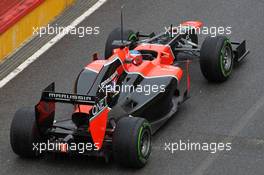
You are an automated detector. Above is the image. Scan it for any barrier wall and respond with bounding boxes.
[0,0,75,61]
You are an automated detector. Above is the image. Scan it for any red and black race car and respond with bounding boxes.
[10,20,249,168]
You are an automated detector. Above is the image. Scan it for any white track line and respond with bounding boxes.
[0,0,108,89]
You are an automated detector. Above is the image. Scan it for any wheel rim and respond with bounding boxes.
[222,45,232,71]
[139,129,151,158]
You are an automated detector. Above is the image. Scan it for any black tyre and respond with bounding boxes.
[10,107,42,158]
[105,28,137,59]
[113,117,151,168]
[200,36,233,82]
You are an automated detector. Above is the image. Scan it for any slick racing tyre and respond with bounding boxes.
[105,28,137,59]
[10,107,42,158]
[113,117,152,168]
[200,36,234,82]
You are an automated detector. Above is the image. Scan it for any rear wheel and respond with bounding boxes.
[113,117,151,168]
[10,107,42,158]
[105,28,137,59]
[200,36,233,82]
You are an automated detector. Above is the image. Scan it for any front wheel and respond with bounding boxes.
[113,117,152,168]
[200,36,234,82]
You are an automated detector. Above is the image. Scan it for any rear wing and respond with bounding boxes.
[41,82,97,105]
[35,83,97,133]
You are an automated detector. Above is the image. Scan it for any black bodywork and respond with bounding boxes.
[63,56,179,133]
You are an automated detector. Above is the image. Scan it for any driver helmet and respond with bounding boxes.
[129,50,143,65]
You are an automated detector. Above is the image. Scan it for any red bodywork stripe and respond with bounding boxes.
[85,60,106,72]
[186,60,191,92]
[89,108,110,149]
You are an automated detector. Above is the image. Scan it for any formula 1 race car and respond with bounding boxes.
[10,20,249,168]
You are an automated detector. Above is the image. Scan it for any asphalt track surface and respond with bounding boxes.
[0,0,264,174]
